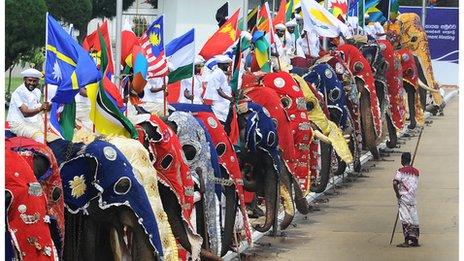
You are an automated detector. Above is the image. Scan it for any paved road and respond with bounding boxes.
[242,97,459,261]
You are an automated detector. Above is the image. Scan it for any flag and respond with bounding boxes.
[366,0,390,23]
[216,2,229,27]
[230,38,242,95]
[166,29,195,84]
[45,14,101,140]
[286,0,295,22]
[358,0,365,26]
[327,0,349,20]
[88,28,138,139]
[252,31,271,72]
[301,0,350,38]
[390,0,399,19]
[121,20,140,67]
[82,20,114,75]
[199,9,240,61]
[273,0,287,26]
[140,15,169,78]
[257,3,275,45]
[45,14,100,104]
[238,6,258,32]
[348,0,360,16]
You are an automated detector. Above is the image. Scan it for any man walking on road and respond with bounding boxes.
[393,152,421,247]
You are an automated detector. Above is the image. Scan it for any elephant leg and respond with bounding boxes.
[279,168,295,230]
[419,87,427,112]
[360,91,380,159]
[221,184,237,256]
[253,153,278,233]
[310,141,333,193]
[385,114,398,148]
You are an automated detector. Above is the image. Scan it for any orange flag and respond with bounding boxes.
[273,0,287,26]
[82,20,114,74]
[199,9,240,61]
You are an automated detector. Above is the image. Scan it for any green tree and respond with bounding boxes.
[45,0,92,41]
[5,0,47,70]
[91,0,136,19]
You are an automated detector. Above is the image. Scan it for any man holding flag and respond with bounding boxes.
[7,69,51,143]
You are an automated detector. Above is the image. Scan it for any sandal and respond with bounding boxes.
[396,242,410,248]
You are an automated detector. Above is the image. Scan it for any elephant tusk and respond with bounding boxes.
[418,78,439,93]
[314,130,331,144]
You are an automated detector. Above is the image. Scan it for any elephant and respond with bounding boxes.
[6,137,65,257]
[301,62,355,175]
[166,111,228,257]
[240,72,310,212]
[171,104,253,254]
[46,137,164,260]
[235,101,297,231]
[337,44,383,160]
[133,114,209,260]
[5,148,60,260]
[394,13,444,109]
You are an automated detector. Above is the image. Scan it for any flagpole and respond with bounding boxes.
[242,0,248,32]
[44,12,49,143]
[191,28,196,104]
[421,0,426,27]
[162,15,167,115]
[114,0,123,89]
[323,0,328,51]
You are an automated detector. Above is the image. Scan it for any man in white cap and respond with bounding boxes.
[7,68,50,142]
[140,76,167,114]
[297,29,321,58]
[203,54,233,124]
[272,23,292,71]
[285,19,305,58]
[178,55,206,104]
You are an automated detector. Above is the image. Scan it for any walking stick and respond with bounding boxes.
[389,126,424,244]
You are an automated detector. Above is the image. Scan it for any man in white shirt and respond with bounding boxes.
[140,77,167,114]
[7,68,50,143]
[285,19,305,58]
[178,55,205,104]
[203,55,233,123]
[298,30,321,58]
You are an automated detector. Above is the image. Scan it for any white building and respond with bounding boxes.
[87,0,274,53]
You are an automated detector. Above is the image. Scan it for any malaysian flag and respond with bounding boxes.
[140,15,169,78]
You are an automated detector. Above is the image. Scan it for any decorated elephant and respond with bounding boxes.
[376,39,407,147]
[5,148,60,260]
[300,62,355,175]
[392,13,444,109]
[337,44,382,159]
[171,104,253,254]
[46,137,164,260]
[240,73,310,215]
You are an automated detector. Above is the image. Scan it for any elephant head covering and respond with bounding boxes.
[337,44,382,137]
[396,13,443,106]
[138,114,195,222]
[59,139,164,257]
[5,149,59,261]
[168,111,222,256]
[172,103,253,245]
[293,74,353,165]
[106,136,180,261]
[6,137,65,255]
[378,39,406,130]
[304,63,349,128]
[261,72,314,193]
[241,72,296,166]
[238,102,281,172]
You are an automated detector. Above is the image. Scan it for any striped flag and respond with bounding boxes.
[140,15,169,78]
[166,29,195,84]
[257,2,275,45]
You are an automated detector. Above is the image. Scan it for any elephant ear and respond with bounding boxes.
[60,155,99,213]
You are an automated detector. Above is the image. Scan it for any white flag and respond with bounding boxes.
[301,0,351,38]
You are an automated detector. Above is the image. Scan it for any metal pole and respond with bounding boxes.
[323,0,328,51]
[421,0,427,27]
[242,0,248,31]
[114,0,123,87]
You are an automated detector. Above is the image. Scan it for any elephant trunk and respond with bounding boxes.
[404,82,417,129]
[385,114,398,148]
[290,173,309,215]
[221,183,237,256]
